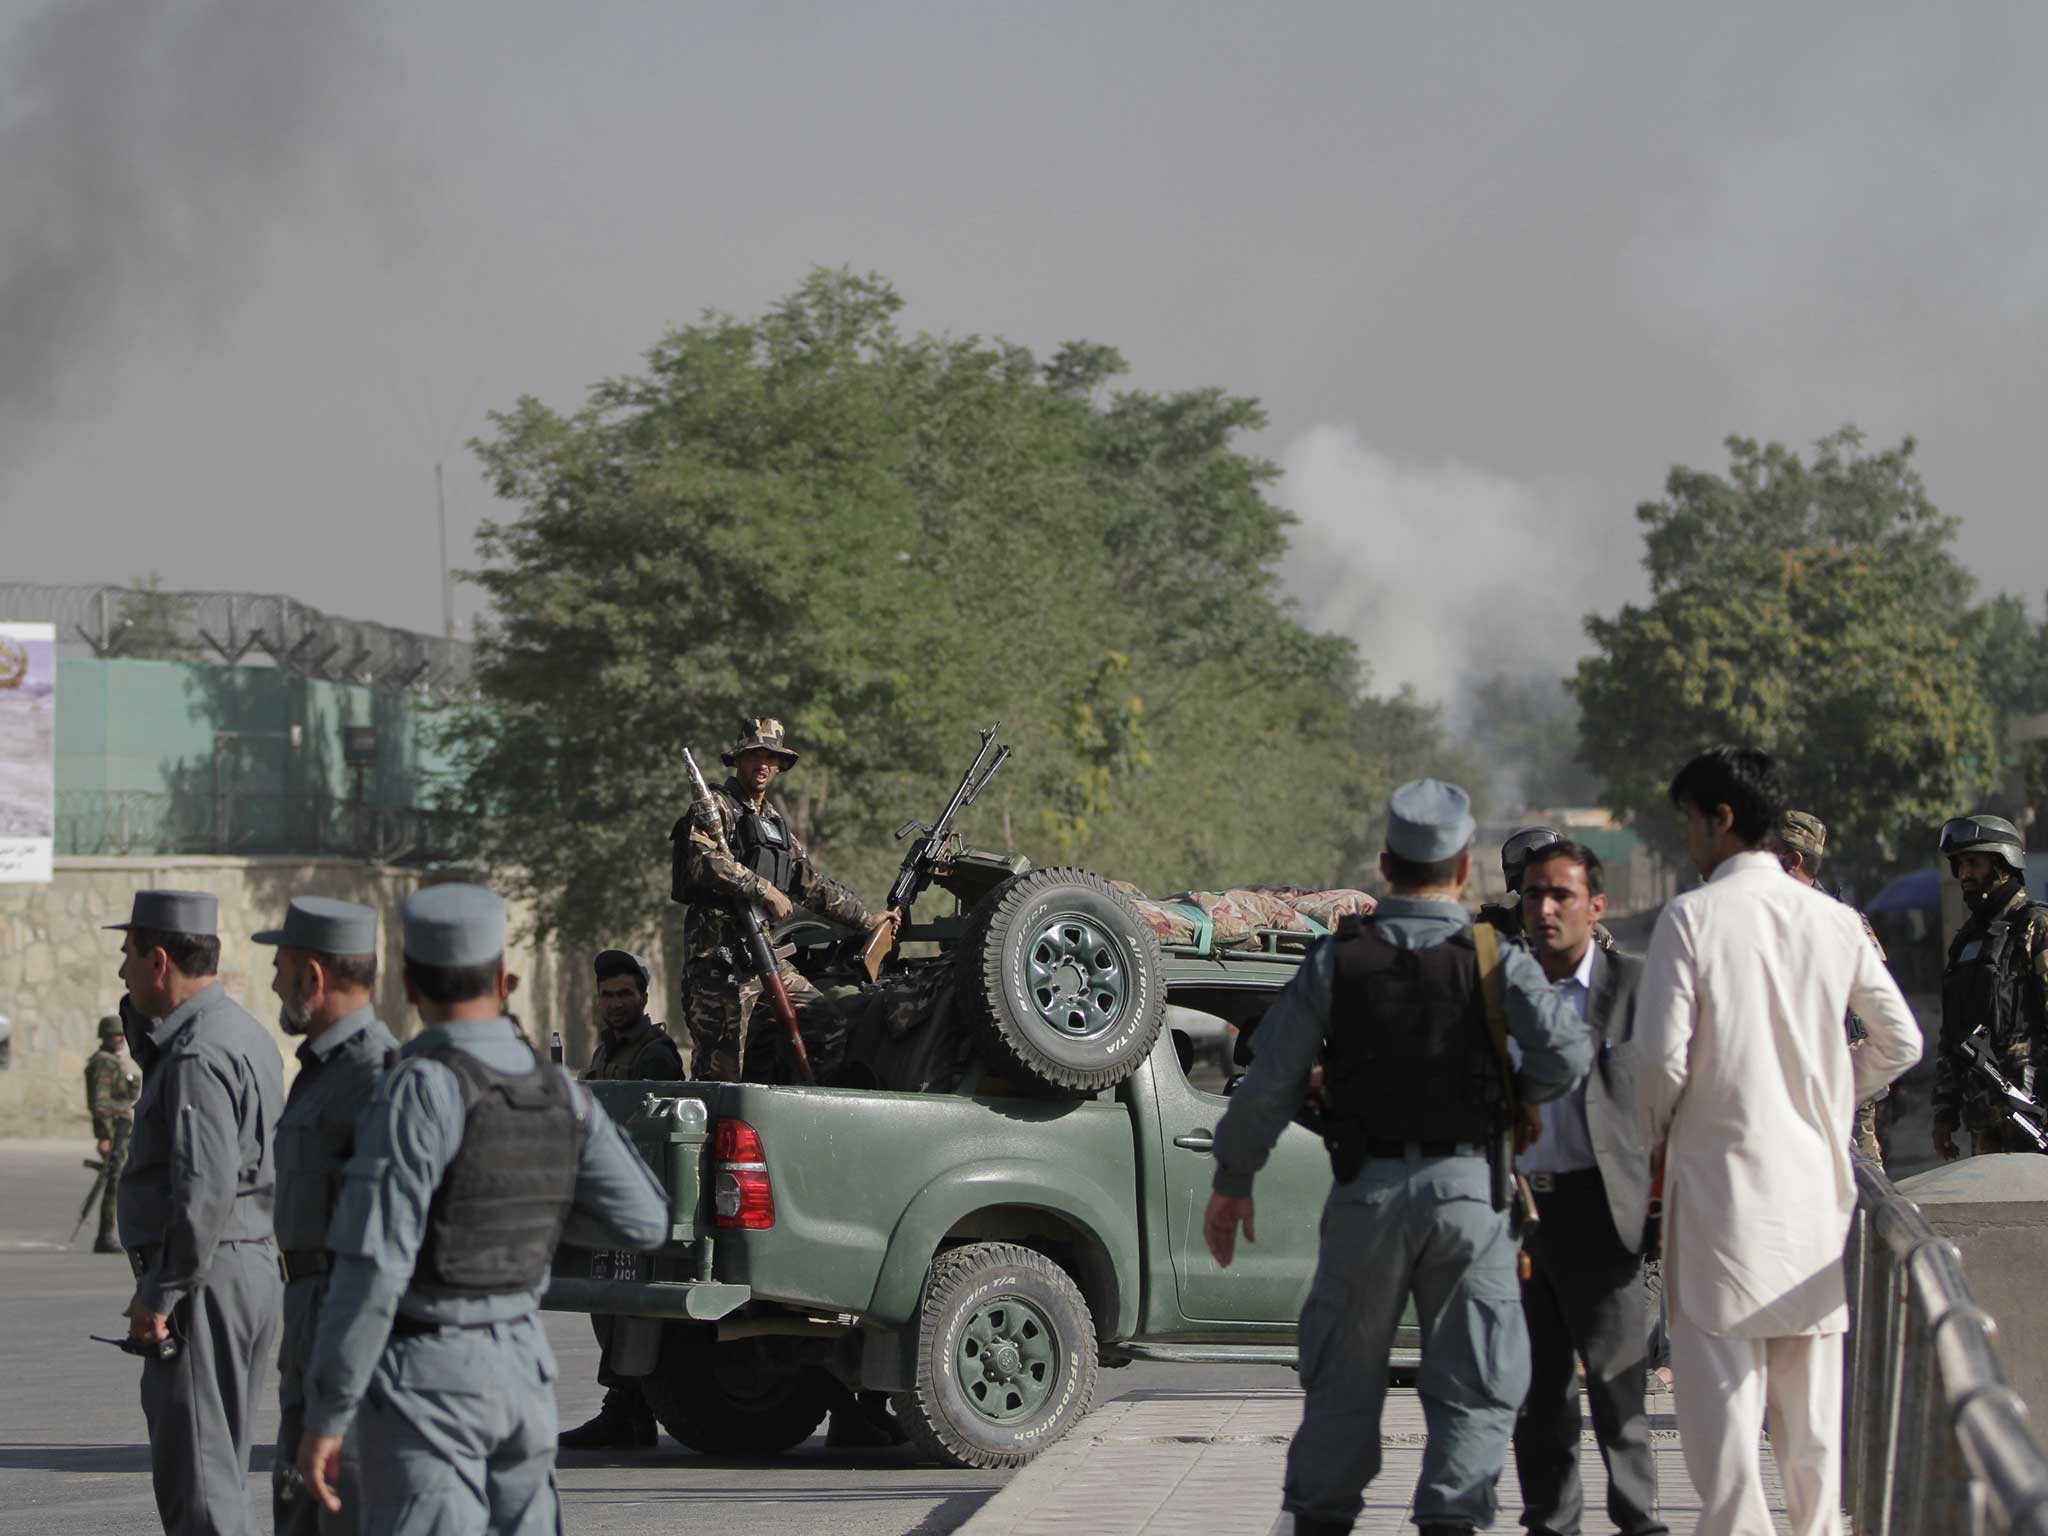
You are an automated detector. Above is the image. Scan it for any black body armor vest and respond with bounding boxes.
[1321,917,1504,1161]
[1944,896,2047,1087]
[412,1047,588,1298]
[734,809,796,894]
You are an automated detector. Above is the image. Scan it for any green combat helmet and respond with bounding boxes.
[1938,814,2025,875]
[1500,826,1565,894]
[97,1015,123,1043]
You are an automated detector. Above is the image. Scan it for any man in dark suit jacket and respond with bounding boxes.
[1512,841,1666,1536]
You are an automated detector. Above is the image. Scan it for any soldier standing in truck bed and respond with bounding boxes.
[670,717,896,1083]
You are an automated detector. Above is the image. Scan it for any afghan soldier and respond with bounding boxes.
[1474,825,1562,938]
[1767,811,1892,1164]
[1205,781,1591,1536]
[252,897,396,1536]
[1933,814,2048,1161]
[84,1013,141,1253]
[113,889,285,1536]
[670,717,896,1082]
[560,948,683,1453]
[295,884,668,1533]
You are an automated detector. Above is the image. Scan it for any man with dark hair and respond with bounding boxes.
[1639,748,1920,1536]
[84,1013,141,1253]
[1205,780,1590,1536]
[671,717,896,1082]
[559,947,684,1453]
[295,883,668,1533]
[252,896,396,1536]
[1510,841,1665,1536]
[112,888,285,1536]
[1767,811,1891,1165]
[1474,825,1562,938]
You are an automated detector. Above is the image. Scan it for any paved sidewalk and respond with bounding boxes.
[959,1382,1793,1535]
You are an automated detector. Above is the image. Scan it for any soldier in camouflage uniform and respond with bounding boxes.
[1933,814,2048,1160]
[669,718,897,1083]
[1767,811,1892,1164]
[84,1014,141,1253]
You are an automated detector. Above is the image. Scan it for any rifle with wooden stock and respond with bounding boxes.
[681,747,814,1084]
[858,720,1012,981]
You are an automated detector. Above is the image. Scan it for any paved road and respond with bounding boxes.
[0,1140,1296,1536]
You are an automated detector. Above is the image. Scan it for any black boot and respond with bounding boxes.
[1290,1518,1353,1536]
[630,1388,659,1448]
[825,1390,905,1448]
[93,1230,123,1254]
[559,1388,649,1450]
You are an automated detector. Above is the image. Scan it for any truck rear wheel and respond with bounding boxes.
[960,867,1165,1094]
[639,1323,835,1456]
[894,1241,1099,1469]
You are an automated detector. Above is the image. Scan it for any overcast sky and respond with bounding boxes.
[3,0,2043,705]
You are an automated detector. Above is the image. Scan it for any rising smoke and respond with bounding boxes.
[0,0,428,443]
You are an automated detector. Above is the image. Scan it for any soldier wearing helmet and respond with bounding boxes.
[1933,814,2048,1161]
[83,1013,141,1253]
[669,717,898,1083]
[1479,826,1615,953]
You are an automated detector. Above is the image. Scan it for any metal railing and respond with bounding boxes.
[0,582,472,698]
[1844,1156,2048,1533]
[56,789,469,866]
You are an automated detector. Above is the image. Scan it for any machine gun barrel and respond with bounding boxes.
[681,748,813,1085]
[865,722,1011,979]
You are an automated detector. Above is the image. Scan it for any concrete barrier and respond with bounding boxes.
[1896,1154,2048,1416]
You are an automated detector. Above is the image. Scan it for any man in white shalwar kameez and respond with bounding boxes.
[1636,747,1921,1536]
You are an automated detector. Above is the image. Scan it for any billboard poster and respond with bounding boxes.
[0,622,56,883]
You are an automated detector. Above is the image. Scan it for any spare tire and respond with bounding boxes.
[958,867,1165,1093]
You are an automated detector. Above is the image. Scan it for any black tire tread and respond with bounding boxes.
[639,1323,835,1457]
[893,1241,1099,1470]
[958,866,1165,1093]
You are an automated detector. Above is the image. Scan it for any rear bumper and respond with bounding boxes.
[541,1277,752,1321]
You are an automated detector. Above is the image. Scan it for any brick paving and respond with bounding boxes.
[959,1382,1793,1535]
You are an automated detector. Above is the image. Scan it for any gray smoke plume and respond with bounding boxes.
[0,0,428,438]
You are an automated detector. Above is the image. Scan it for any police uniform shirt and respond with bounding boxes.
[1211,895,1592,1197]
[118,981,286,1312]
[275,1004,399,1261]
[300,1016,669,1439]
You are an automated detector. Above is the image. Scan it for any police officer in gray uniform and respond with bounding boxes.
[113,888,286,1536]
[1205,782,1592,1536]
[295,883,669,1534]
[253,897,398,1536]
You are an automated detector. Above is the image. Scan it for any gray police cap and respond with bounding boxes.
[1385,779,1477,863]
[252,896,378,956]
[400,883,506,969]
[104,889,218,937]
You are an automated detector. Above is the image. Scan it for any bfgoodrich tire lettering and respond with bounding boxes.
[960,867,1165,1094]
[894,1241,1099,1469]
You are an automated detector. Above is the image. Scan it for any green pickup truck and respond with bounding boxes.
[545,864,1414,1468]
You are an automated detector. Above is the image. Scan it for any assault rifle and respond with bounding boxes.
[67,1157,109,1247]
[1959,1026,2048,1153]
[858,720,1012,981]
[681,747,814,1085]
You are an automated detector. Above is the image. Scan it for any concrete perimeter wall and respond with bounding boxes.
[0,856,658,1137]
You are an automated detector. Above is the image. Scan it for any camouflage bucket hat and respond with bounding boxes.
[721,716,800,768]
[1777,810,1827,861]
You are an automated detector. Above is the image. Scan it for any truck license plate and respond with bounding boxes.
[589,1250,646,1282]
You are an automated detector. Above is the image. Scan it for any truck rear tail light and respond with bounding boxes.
[713,1118,775,1229]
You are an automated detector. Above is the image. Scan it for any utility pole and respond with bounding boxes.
[436,459,453,641]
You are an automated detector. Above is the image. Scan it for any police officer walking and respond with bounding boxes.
[670,718,896,1082]
[559,948,684,1452]
[1933,814,2048,1160]
[295,884,668,1533]
[252,897,397,1536]
[1205,781,1591,1536]
[113,889,285,1536]
[84,1012,141,1253]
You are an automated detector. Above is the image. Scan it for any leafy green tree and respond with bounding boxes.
[1460,672,1601,813]
[444,270,1467,946]
[1572,430,1999,891]
[1962,592,2048,812]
